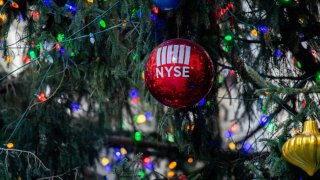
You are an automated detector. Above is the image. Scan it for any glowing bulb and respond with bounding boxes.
[32,11,40,21]
[0,0,3,6]
[71,102,80,111]
[266,122,276,132]
[167,171,175,178]
[224,131,233,138]
[99,19,106,28]
[136,114,146,124]
[251,29,258,37]
[168,161,177,169]
[243,143,253,152]
[65,3,76,13]
[101,157,110,166]
[23,56,30,63]
[316,71,320,84]
[57,34,64,42]
[37,92,47,102]
[187,157,193,163]
[229,142,236,151]
[55,44,61,51]
[29,50,36,59]
[258,25,268,34]
[152,6,159,14]
[129,89,138,99]
[11,2,19,8]
[141,71,145,79]
[0,13,7,24]
[5,56,12,63]
[120,147,127,155]
[6,142,14,149]
[138,171,146,178]
[230,124,238,133]
[260,115,269,126]
[198,98,205,106]
[224,34,233,41]
[134,131,142,142]
[87,0,93,3]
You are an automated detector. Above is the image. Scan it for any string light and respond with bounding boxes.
[37,92,47,102]
[251,29,258,37]
[168,133,174,143]
[89,33,95,44]
[138,171,146,178]
[23,56,30,63]
[0,0,3,6]
[258,25,268,34]
[243,143,253,152]
[101,157,110,166]
[87,0,93,3]
[5,56,12,63]
[65,3,77,13]
[266,122,276,132]
[57,34,65,42]
[32,11,40,21]
[120,147,127,155]
[152,6,159,14]
[143,157,154,170]
[135,114,146,124]
[11,2,19,8]
[141,70,145,79]
[224,34,233,41]
[167,171,175,178]
[55,44,61,51]
[43,0,51,6]
[230,124,238,133]
[6,142,14,149]
[100,19,107,28]
[315,71,320,83]
[134,131,142,142]
[229,142,236,151]
[260,115,269,126]
[275,49,282,59]
[187,157,193,163]
[144,112,152,120]
[224,131,233,138]
[198,98,206,106]
[71,102,80,111]
[168,161,177,169]
[29,50,36,59]
[0,13,7,25]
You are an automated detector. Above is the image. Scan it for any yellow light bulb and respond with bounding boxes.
[0,0,3,6]
[136,114,146,124]
[87,0,93,3]
[101,157,110,166]
[229,142,236,151]
[7,142,14,149]
[120,147,127,155]
[251,29,258,37]
[168,161,177,169]
[5,56,12,63]
[167,171,175,178]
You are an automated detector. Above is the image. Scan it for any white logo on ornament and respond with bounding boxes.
[155,45,191,78]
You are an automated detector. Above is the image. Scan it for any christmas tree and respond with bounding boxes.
[1,0,320,179]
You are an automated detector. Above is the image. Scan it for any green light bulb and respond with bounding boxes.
[100,19,106,28]
[138,171,146,178]
[29,50,36,59]
[316,71,320,84]
[297,61,302,69]
[134,131,142,142]
[224,35,233,41]
[266,123,276,133]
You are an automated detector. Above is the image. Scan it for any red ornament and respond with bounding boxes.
[145,39,214,108]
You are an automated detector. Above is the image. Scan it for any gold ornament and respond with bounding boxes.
[282,118,320,176]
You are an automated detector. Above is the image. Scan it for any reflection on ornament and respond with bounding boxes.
[282,118,320,176]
